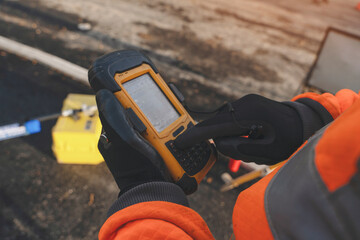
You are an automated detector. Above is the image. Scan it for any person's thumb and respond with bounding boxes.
[175,119,250,149]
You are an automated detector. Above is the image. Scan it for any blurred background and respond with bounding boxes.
[1,0,359,239]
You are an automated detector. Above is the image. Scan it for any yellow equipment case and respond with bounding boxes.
[52,94,103,164]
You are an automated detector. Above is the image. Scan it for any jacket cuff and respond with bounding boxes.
[107,182,189,218]
[283,99,332,141]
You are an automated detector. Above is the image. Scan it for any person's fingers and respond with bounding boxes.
[214,136,273,164]
[96,89,150,150]
[96,89,172,181]
[214,135,251,158]
[96,89,131,142]
[214,123,278,164]
[175,119,253,149]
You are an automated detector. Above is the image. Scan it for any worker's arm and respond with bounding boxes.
[96,89,213,240]
[176,89,359,165]
[99,200,213,240]
[232,92,360,239]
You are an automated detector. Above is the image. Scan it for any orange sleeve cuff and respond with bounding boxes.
[292,89,359,119]
[99,201,214,240]
[335,89,360,113]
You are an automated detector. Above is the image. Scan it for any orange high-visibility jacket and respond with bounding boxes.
[99,89,360,240]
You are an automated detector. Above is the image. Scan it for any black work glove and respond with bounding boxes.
[96,89,171,195]
[175,94,333,165]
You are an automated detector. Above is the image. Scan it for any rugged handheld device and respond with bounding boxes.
[88,50,217,194]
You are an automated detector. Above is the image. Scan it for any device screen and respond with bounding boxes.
[123,73,180,132]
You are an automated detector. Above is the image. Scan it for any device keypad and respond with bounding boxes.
[166,140,212,176]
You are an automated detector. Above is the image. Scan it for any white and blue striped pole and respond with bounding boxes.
[0,105,97,141]
[0,120,41,141]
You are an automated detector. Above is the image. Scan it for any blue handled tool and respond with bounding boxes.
[0,105,97,141]
[0,120,41,141]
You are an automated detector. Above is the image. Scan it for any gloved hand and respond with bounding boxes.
[175,94,333,165]
[96,89,171,195]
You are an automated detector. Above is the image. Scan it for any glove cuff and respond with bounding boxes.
[283,98,333,141]
[107,181,189,218]
[295,98,334,125]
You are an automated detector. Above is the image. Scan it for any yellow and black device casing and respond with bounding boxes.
[88,50,217,194]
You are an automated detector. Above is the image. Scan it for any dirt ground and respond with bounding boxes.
[0,0,359,239]
[0,52,248,239]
